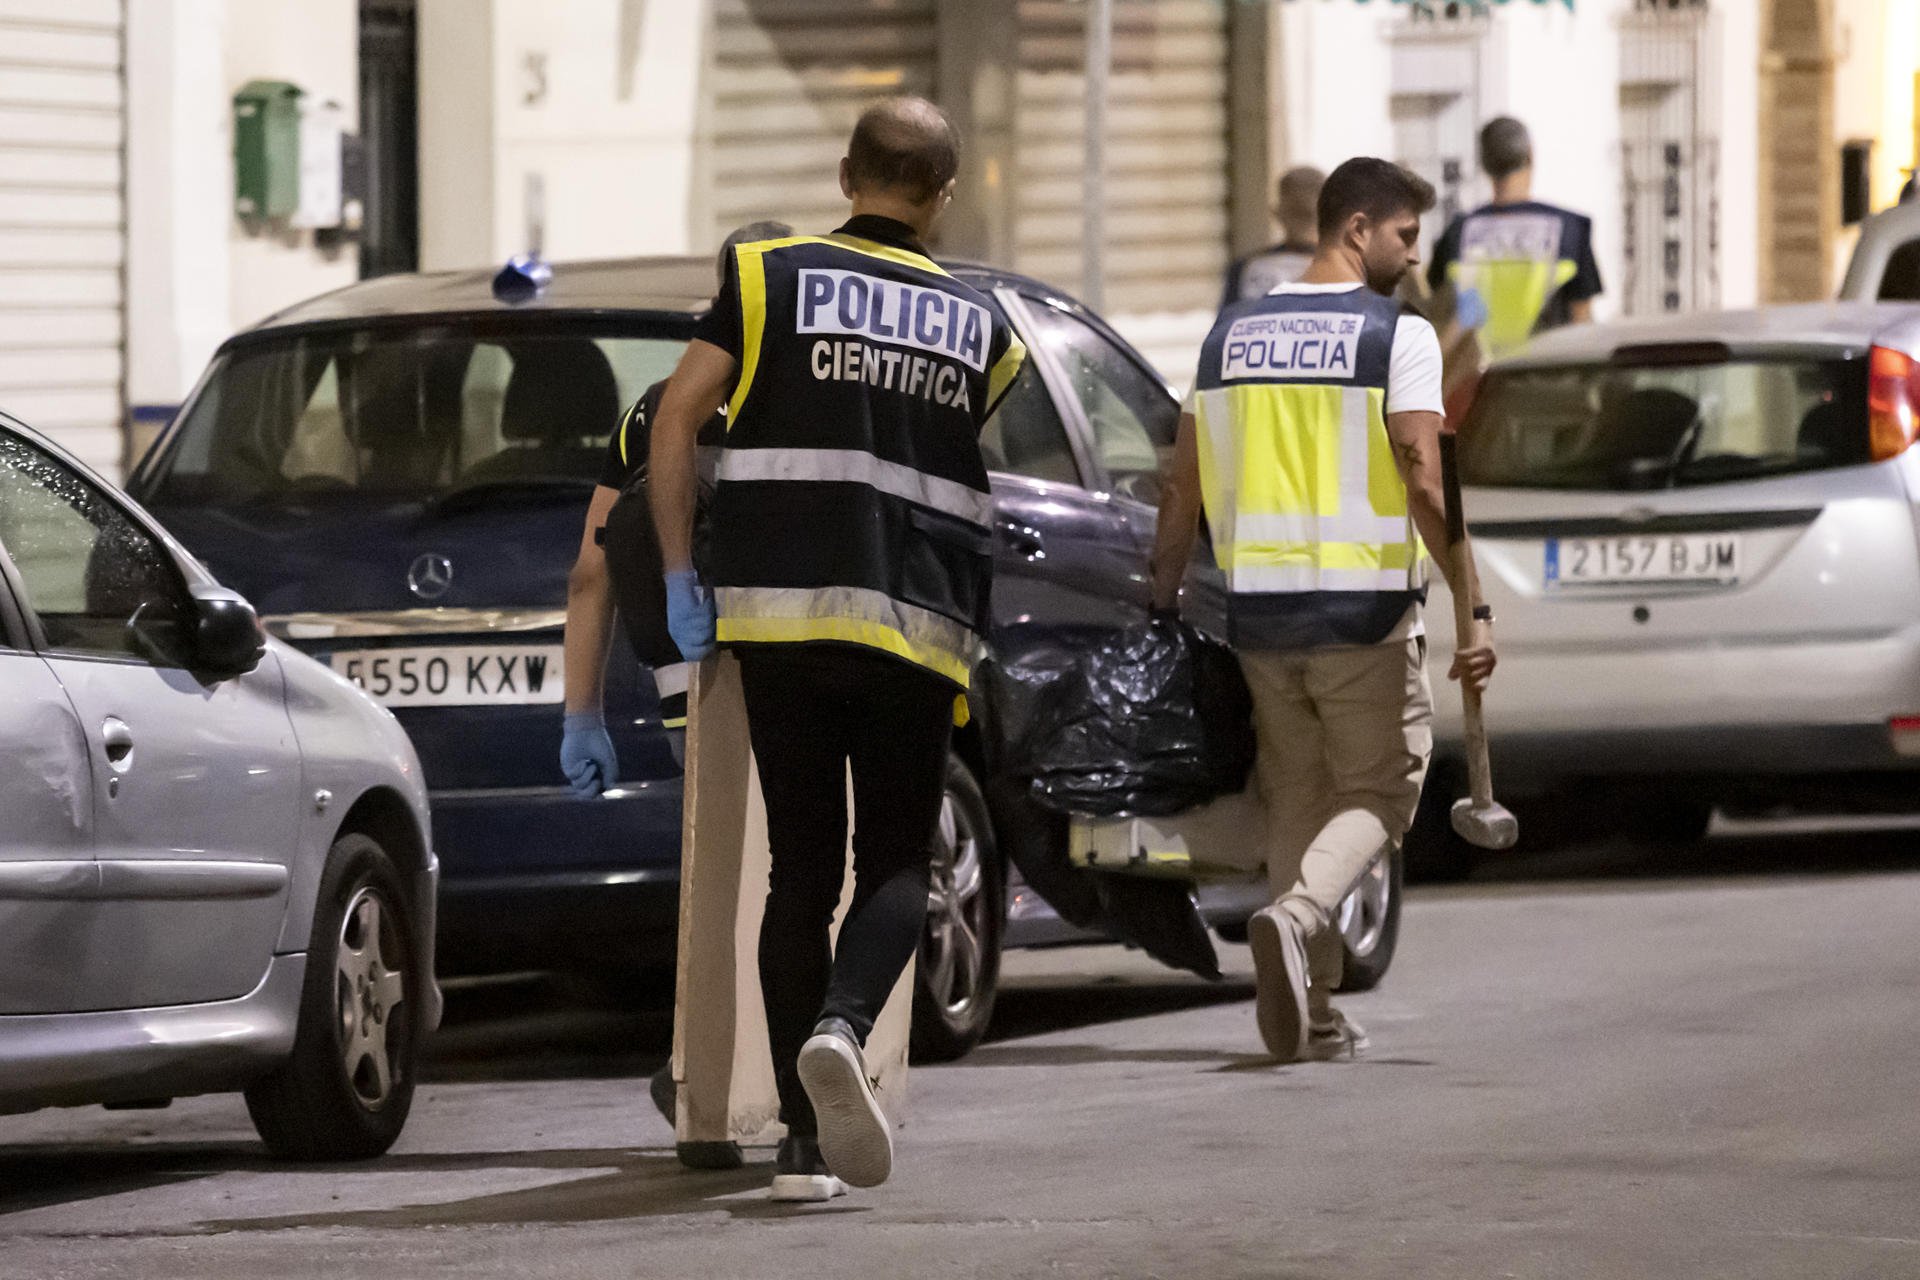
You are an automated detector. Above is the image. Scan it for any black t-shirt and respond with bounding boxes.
[598,378,724,491]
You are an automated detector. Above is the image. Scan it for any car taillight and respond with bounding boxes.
[1889,715,1920,756]
[1867,345,1920,461]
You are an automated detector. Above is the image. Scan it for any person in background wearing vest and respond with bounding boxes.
[1427,117,1603,361]
[558,219,792,797]
[1222,165,1326,306]
[1149,158,1498,1063]
[648,97,1025,1201]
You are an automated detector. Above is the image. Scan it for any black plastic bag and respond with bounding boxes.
[1020,617,1255,817]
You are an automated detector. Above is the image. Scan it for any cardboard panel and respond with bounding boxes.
[672,652,914,1148]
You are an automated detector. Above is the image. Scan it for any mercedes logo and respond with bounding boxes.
[407,552,454,601]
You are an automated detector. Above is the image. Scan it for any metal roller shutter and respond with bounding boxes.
[0,0,124,477]
[705,0,938,247]
[1012,0,1230,317]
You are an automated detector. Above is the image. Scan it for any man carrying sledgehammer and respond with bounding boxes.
[1149,157,1502,1062]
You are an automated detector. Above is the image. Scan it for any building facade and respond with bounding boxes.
[7,0,1919,474]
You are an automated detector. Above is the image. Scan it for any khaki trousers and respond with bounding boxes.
[1237,639,1433,1002]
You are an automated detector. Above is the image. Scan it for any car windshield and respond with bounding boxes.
[1457,355,1870,491]
[143,323,688,505]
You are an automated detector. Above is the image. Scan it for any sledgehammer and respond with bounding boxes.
[1439,432,1518,851]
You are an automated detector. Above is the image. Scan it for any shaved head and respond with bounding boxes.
[845,96,960,204]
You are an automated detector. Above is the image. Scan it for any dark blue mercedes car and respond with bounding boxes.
[129,255,1401,1060]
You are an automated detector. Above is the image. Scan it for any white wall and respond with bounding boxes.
[419,0,706,271]
[125,0,357,425]
[1713,0,1761,310]
[1491,0,1621,318]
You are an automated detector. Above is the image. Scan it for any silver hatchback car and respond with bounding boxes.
[1416,303,1920,872]
[0,416,440,1159]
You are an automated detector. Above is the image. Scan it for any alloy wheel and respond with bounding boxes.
[335,885,407,1109]
[921,788,989,1019]
[1336,855,1392,959]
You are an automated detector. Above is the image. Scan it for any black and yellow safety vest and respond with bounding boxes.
[1192,285,1424,649]
[707,223,1026,690]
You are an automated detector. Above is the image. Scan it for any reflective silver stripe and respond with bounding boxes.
[1338,385,1374,528]
[1229,563,1418,593]
[715,584,981,666]
[651,661,690,699]
[717,447,992,527]
[1234,511,1414,546]
[1195,388,1237,547]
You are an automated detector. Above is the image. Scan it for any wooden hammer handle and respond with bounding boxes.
[1439,433,1495,810]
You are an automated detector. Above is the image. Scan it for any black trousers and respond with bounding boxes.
[736,645,954,1137]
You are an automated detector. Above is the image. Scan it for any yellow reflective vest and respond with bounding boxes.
[1190,286,1425,648]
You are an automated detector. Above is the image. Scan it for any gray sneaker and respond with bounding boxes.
[797,1017,893,1188]
[1304,1008,1370,1062]
[1247,905,1310,1062]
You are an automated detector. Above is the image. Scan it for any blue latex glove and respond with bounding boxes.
[665,569,716,661]
[560,711,618,798]
[1455,285,1490,331]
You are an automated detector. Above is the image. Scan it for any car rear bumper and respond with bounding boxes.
[1431,628,1920,794]
[429,783,683,975]
[0,954,304,1115]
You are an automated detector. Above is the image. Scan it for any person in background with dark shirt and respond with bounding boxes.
[1427,117,1602,360]
[558,220,792,798]
[1221,165,1325,305]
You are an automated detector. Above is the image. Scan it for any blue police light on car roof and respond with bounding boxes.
[492,254,552,304]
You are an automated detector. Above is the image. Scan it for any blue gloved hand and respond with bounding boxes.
[1455,285,1490,331]
[560,711,618,798]
[665,568,717,661]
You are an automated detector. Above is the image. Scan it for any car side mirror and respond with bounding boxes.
[189,585,266,678]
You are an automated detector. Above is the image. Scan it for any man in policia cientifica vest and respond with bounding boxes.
[647,96,1024,1202]
[1150,157,1499,1064]
[1428,116,1603,361]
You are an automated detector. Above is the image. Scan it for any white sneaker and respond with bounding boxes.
[769,1135,846,1202]
[1248,906,1310,1062]
[797,1018,893,1188]
[1305,1008,1370,1062]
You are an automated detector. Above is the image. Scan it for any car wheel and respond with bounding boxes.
[910,756,1003,1064]
[1334,847,1402,992]
[1403,764,1477,883]
[245,833,420,1161]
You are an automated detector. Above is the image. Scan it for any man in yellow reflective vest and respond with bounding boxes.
[649,97,1024,1199]
[1428,117,1602,361]
[1150,157,1498,1063]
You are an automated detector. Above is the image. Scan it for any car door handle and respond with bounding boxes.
[101,717,134,771]
[995,521,1046,561]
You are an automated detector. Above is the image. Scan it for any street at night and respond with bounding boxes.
[4,822,1916,1280]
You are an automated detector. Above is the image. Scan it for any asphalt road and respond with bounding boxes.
[3,822,1918,1279]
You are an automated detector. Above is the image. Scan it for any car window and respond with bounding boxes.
[1879,240,1920,302]
[980,359,1081,486]
[1020,302,1177,502]
[143,327,687,504]
[1458,357,1869,491]
[0,431,190,663]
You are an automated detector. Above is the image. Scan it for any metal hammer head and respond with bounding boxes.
[1451,797,1519,850]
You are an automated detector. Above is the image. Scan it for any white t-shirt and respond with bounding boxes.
[1183,281,1444,644]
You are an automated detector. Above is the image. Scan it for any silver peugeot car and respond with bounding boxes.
[0,414,440,1160]
[1416,303,1920,874]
